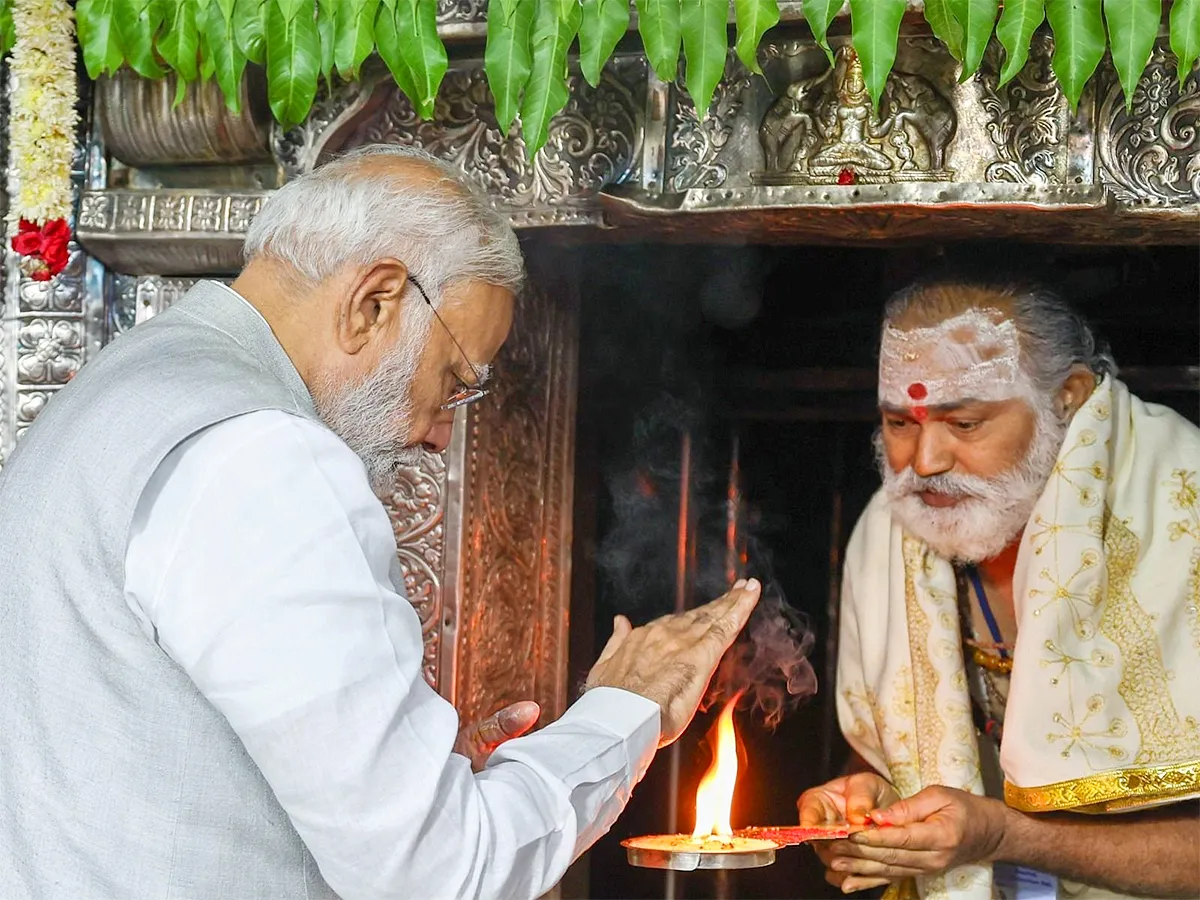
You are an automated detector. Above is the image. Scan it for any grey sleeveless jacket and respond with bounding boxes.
[0,281,340,898]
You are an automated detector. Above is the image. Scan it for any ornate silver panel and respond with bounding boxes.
[977,35,1067,186]
[601,30,1196,242]
[382,448,452,690]
[74,29,1197,277]
[271,73,385,180]
[77,189,263,274]
[1096,42,1200,205]
[343,55,646,228]
[668,55,755,192]
[450,248,579,724]
[664,35,1054,193]
[112,273,203,327]
[1,77,104,466]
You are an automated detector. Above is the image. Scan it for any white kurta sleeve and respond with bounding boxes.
[124,410,660,900]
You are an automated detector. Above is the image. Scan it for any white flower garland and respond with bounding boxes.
[5,0,78,236]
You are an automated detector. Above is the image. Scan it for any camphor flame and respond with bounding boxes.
[691,695,741,840]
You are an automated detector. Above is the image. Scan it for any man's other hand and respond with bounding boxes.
[454,700,542,772]
[584,579,761,747]
[797,772,900,893]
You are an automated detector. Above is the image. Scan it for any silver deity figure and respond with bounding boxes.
[809,48,893,172]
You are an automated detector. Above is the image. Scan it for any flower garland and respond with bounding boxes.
[5,0,78,282]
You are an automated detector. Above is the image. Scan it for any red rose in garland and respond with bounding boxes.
[11,217,72,280]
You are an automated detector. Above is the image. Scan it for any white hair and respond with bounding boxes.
[243,144,525,306]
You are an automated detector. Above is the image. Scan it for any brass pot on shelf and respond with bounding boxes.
[98,67,273,168]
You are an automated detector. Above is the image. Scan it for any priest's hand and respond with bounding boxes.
[821,786,1008,891]
[798,772,900,893]
[584,578,761,747]
[454,700,542,772]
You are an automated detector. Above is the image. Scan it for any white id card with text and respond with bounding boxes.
[994,862,1059,900]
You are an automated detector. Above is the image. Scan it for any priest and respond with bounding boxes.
[800,280,1200,900]
[0,144,761,900]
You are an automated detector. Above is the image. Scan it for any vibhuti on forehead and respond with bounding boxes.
[878,308,1026,421]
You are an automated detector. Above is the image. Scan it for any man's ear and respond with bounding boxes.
[1058,364,1097,419]
[335,259,410,355]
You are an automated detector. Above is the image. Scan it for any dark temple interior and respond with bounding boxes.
[563,241,1199,899]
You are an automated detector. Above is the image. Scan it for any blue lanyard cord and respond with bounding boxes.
[966,566,1009,659]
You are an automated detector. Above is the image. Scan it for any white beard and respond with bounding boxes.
[874,401,1068,563]
[312,323,427,495]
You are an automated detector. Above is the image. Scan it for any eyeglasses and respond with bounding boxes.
[408,275,491,411]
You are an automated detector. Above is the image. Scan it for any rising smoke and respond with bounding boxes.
[585,244,818,731]
[591,391,818,730]
[701,580,817,729]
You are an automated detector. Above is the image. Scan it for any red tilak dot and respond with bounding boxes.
[907,382,928,401]
[912,406,929,423]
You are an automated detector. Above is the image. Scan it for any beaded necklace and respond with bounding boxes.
[954,566,1013,743]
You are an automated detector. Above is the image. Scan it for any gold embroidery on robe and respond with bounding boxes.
[1100,510,1200,766]
[903,537,945,787]
[1004,759,1200,812]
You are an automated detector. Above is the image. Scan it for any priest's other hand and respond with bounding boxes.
[805,784,1007,892]
[583,578,761,748]
[830,786,1006,884]
[454,700,542,772]
[797,772,900,893]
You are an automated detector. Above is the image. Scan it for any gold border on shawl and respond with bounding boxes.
[901,537,944,786]
[1004,760,1200,813]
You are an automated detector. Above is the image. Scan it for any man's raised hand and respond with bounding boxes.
[584,579,761,747]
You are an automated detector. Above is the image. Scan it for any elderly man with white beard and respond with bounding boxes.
[798,281,1200,900]
[0,145,764,900]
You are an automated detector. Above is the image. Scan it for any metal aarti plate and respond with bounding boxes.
[622,834,778,871]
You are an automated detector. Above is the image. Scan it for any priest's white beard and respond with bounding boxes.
[874,400,1068,563]
[313,324,427,495]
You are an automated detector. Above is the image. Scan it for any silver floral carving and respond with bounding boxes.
[1096,44,1200,204]
[17,317,84,384]
[78,192,114,230]
[152,194,189,231]
[18,255,86,314]
[668,54,754,192]
[454,256,577,724]
[346,58,644,227]
[14,389,51,440]
[383,452,449,689]
[272,76,384,179]
[79,191,267,235]
[978,35,1066,185]
[2,72,94,464]
[116,193,152,231]
[76,190,266,274]
[227,195,264,231]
